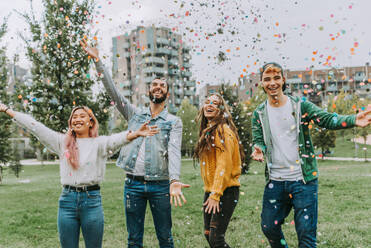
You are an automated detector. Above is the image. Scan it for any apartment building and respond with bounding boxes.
[112,25,197,114]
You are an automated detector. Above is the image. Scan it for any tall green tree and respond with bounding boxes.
[0,19,12,183]
[328,90,356,140]
[17,0,111,159]
[312,127,336,158]
[9,147,23,178]
[177,99,198,157]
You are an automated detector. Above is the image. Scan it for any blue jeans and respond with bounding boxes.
[124,177,173,248]
[58,188,104,248]
[261,179,318,248]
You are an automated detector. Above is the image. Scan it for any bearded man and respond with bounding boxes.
[82,42,189,248]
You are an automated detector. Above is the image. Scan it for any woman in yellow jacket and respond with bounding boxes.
[194,93,245,248]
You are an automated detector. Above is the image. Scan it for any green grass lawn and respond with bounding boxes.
[1,160,370,247]
[319,134,371,158]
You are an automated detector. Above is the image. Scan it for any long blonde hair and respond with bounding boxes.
[64,106,99,169]
[193,93,245,162]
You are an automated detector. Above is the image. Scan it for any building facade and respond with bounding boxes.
[241,63,371,105]
[112,25,197,113]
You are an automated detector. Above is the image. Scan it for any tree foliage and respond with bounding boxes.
[312,127,336,157]
[16,0,111,159]
[0,18,12,183]
[177,99,198,157]
[219,84,261,173]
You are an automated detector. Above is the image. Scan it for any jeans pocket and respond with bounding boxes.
[87,190,101,199]
[125,177,133,186]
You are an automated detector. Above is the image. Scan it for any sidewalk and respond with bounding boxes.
[19,157,369,166]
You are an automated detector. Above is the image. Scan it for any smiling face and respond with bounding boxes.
[203,95,221,121]
[149,79,169,104]
[261,66,285,98]
[70,108,92,137]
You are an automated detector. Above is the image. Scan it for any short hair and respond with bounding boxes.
[260,62,286,91]
[150,77,169,92]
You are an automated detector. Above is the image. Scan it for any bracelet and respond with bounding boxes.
[4,107,9,113]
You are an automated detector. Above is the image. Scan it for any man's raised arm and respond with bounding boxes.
[80,40,136,121]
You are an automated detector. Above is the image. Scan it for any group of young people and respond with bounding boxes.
[1,42,371,248]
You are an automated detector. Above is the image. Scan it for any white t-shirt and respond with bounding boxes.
[132,141,146,176]
[267,99,303,181]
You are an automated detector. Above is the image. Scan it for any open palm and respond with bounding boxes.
[137,122,158,137]
[80,39,99,60]
[355,105,371,127]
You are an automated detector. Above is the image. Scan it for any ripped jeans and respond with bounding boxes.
[124,177,173,248]
[203,186,239,248]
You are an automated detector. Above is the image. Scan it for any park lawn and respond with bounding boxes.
[329,135,371,159]
[0,160,370,248]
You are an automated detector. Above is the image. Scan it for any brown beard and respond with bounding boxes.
[149,90,167,103]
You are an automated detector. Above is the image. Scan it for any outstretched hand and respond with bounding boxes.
[136,121,159,137]
[0,103,15,118]
[80,39,99,60]
[0,103,7,112]
[127,121,159,141]
[251,146,264,162]
[170,181,190,207]
[355,104,371,127]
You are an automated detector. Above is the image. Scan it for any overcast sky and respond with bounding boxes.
[0,0,370,88]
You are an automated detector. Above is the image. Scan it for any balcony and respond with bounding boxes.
[175,98,182,105]
[141,57,165,64]
[354,73,366,81]
[183,62,191,68]
[185,81,195,87]
[168,58,179,66]
[123,43,130,49]
[171,50,178,57]
[286,78,302,84]
[143,49,154,55]
[326,85,338,92]
[182,71,192,77]
[156,37,170,45]
[342,85,350,91]
[142,67,166,74]
[123,52,130,58]
[157,47,171,55]
[184,89,194,96]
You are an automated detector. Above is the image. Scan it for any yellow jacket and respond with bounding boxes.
[200,124,241,201]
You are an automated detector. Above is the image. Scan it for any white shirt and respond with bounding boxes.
[267,99,303,181]
[14,112,130,186]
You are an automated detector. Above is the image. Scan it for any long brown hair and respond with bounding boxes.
[64,106,99,169]
[193,93,245,163]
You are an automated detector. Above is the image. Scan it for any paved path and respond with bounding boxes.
[353,134,371,145]
[18,156,369,166]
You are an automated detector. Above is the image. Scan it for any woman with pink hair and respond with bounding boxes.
[0,103,158,248]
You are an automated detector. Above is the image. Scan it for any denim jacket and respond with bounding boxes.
[95,61,182,181]
[252,95,356,183]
